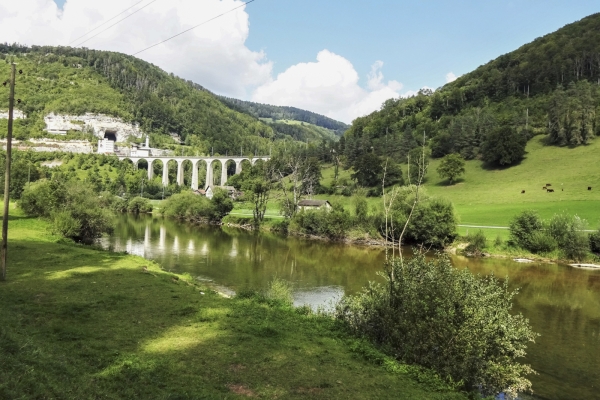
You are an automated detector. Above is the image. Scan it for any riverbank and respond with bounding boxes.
[222,213,600,266]
[0,208,466,399]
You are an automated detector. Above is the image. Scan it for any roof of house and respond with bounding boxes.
[298,199,330,207]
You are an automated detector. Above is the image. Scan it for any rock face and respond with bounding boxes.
[43,113,144,142]
[0,110,25,119]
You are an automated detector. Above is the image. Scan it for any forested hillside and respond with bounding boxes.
[220,97,348,142]
[219,97,349,132]
[0,44,322,155]
[341,13,600,171]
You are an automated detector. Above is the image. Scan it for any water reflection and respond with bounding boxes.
[100,214,600,400]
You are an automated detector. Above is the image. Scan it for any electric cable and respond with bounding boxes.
[132,0,255,56]
[73,0,160,47]
[68,0,148,45]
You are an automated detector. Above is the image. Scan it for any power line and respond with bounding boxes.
[73,0,160,47]
[68,0,148,45]
[132,0,255,56]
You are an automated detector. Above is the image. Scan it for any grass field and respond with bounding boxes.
[0,205,464,399]
[315,137,600,240]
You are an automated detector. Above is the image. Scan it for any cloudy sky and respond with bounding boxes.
[0,0,598,123]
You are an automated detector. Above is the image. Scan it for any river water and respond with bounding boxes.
[100,214,600,400]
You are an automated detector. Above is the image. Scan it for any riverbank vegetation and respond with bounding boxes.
[336,254,537,398]
[0,207,467,399]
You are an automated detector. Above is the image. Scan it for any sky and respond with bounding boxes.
[1,0,599,123]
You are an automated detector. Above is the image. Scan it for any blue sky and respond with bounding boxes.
[17,1,600,121]
[242,0,600,90]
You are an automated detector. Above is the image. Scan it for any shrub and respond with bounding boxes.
[374,187,457,248]
[161,192,212,222]
[127,197,153,214]
[465,229,486,254]
[19,179,114,242]
[547,213,589,261]
[265,277,293,307]
[335,254,537,398]
[209,188,234,220]
[509,210,544,250]
[405,198,457,248]
[291,203,352,239]
[494,235,503,247]
[353,193,368,225]
[590,230,600,254]
[528,231,557,254]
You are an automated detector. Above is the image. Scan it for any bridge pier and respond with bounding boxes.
[191,160,199,190]
[235,160,242,175]
[177,160,184,186]
[162,160,170,186]
[221,160,228,186]
[205,160,214,189]
[147,159,154,180]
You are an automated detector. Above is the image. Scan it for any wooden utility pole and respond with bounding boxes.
[1,63,16,282]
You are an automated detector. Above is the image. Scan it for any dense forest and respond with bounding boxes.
[0,44,344,155]
[341,13,600,173]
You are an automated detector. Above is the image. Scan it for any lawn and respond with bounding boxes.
[0,205,465,399]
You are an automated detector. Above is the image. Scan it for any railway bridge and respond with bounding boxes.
[118,155,270,190]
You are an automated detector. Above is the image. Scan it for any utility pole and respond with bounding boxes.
[1,64,17,282]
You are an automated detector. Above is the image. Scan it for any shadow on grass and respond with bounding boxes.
[0,239,464,400]
[434,178,465,187]
[479,156,526,171]
[0,214,35,221]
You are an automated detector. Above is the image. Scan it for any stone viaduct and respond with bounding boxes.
[118,156,270,190]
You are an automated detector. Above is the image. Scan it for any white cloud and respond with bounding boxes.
[252,51,403,124]
[0,0,272,96]
[445,72,458,83]
[0,1,410,124]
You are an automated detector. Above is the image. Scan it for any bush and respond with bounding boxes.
[19,179,114,242]
[210,188,234,220]
[547,213,589,261]
[161,192,212,222]
[373,187,457,248]
[590,230,600,254]
[127,197,153,214]
[405,198,457,248]
[509,210,544,250]
[465,229,486,254]
[265,277,293,307]
[291,203,352,239]
[335,254,537,398]
[528,231,557,253]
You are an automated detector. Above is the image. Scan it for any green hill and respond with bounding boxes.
[220,97,349,142]
[0,44,325,155]
[341,13,600,165]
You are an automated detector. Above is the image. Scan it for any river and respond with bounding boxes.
[100,214,600,400]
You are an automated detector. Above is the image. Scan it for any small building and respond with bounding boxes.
[97,138,115,154]
[297,199,332,212]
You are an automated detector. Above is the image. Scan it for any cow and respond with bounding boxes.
[546,183,552,186]
[547,188,555,193]
[521,190,525,194]
[542,186,546,190]
[589,187,592,191]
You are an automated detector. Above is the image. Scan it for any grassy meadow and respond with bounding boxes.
[312,136,600,241]
[0,204,465,399]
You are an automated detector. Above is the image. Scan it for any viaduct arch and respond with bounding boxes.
[118,156,270,190]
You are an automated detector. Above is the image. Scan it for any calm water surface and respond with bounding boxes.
[101,214,600,400]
